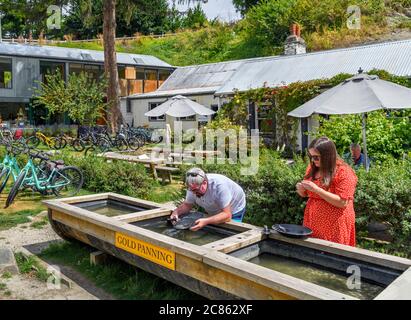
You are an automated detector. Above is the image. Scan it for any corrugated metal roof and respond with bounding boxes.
[216,39,411,95]
[126,87,219,100]
[0,42,172,68]
[127,38,411,99]
[158,60,243,91]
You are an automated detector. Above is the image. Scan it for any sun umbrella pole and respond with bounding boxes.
[362,113,369,172]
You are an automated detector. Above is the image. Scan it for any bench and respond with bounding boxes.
[143,164,180,184]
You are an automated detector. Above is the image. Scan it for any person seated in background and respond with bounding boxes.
[344,143,370,170]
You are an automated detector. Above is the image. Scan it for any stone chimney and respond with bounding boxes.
[284,23,306,55]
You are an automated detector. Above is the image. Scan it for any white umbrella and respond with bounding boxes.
[145,95,215,118]
[288,69,411,170]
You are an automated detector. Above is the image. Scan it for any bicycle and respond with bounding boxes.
[0,142,24,195]
[58,133,85,152]
[5,150,84,208]
[26,130,65,150]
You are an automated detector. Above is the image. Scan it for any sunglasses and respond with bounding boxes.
[187,172,201,177]
[308,153,321,161]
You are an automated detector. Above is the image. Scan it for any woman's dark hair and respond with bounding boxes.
[305,136,338,188]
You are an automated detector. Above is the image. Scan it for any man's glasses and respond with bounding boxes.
[187,172,200,177]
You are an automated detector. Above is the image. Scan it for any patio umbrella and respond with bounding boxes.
[288,69,411,171]
[144,95,215,118]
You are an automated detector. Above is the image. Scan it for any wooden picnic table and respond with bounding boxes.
[101,152,181,184]
[102,152,165,180]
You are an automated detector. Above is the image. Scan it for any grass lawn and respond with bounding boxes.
[39,241,201,300]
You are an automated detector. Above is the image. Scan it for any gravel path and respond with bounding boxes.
[0,212,109,300]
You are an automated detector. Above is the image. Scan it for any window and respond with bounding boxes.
[129,68,144,95]
[211,104,219,120]
[0,58,12,89]
[126,99,132,113]
[40,61,65,83]
[84,64,102,80]
[148,102,165,122]
[69,63,103,80]
[176,115,196,121]
[159,69,172,86]
[144,69,158,93]
[69,63,83,75]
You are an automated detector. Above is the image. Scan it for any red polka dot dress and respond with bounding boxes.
[303,161,358,247]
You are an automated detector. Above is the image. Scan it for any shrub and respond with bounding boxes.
[354,158,411,243]
[60,152,153,199]
[181,149,307,226]
[181,148,411,249]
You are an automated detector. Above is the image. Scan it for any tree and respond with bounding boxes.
[182,3,207,29]
[33,71,109,126]
[0,0,68,39]
[64,0,171,39]
[232,0,261,15]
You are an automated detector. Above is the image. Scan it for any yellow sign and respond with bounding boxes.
[115,232,175,270]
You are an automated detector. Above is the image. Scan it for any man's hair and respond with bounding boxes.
[350,143,361,150]
[185,168,206,186]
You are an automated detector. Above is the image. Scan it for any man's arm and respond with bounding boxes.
[170,202,193,220]
[190,206,232,231]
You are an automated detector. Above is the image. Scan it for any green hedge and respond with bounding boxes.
[182,149,411,249]
[60,152,153,199]
[182,149,308,226]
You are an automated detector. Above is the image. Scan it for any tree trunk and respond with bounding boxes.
[103,0,123,133]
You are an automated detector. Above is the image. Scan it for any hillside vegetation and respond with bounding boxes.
[53,0,411,66]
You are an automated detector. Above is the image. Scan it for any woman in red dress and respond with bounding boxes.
[296,137,358,246]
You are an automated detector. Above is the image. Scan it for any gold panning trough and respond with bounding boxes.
[44,193,411,300]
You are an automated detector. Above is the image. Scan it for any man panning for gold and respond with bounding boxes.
[170,168,246,231]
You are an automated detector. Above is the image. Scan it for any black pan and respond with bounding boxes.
[167,212,204,230]
[272,224,313,239]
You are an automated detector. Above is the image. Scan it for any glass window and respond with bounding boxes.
[40,61,65,83]
[0,58,12,89]
[69,63,83,75]
[159,69,171,84]
[84,64,102,80]
[118,66,126,79]
[148,102,165,122]
[144,69,158,93]
[136,68,145,80]
[126,99,132,113]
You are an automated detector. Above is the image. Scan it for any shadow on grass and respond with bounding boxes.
[36,241,201,300]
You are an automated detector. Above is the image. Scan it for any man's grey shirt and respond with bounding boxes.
[185,174,246,215]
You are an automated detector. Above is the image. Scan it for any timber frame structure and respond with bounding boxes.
[44,193,411,300]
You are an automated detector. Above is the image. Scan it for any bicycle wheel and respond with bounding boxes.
[5,170,26,208]
[51,166,84,197]
[0,167,11,194]
[71,139,85,152]
[84,146,96,157]
[127,137,144,151]
[59,137,68,149]
[116,138,128,151]
[96,138,111,153]
[135,132,147,145]
[26,136,40,148]
[151,135,163,144]
[51,137,64,150]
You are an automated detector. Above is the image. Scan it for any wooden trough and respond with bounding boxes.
[43,193,411,300]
